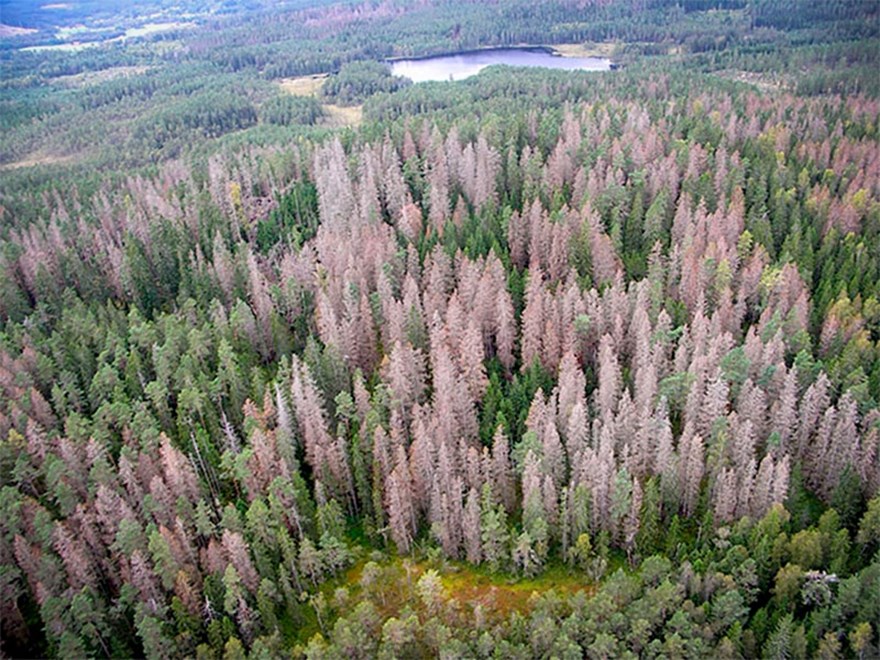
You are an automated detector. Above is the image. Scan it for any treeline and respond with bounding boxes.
[196,0,753,79]
[753,0,879,32]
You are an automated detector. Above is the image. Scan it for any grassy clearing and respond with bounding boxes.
[277,75,362,128]
[439,560,596,618]
[322,103,362,128]
[0,152,78,171]
[279,74,328,97]
[552,41,619,58]
[290,550,598,646]
[712,69,791,91]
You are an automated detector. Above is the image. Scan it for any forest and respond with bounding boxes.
[1,0,879,658]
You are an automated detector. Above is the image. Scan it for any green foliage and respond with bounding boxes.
[258,95,324,127]
[1,1,879,658]
[321,61,411,106]
[481,361,555,447]
[256,180,320,254]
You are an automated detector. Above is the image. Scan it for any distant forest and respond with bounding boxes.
[1,0,879,658]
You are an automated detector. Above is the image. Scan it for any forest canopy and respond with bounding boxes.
[1,0,879,658]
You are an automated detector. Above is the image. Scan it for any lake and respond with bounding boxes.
[389,47,612,83]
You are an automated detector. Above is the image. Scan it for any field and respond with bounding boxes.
[279,74,329,97]
[551,41,620,58]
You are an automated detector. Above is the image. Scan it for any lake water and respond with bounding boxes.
[389,48,611,83]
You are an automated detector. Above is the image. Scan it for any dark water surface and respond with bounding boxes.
[389,47,612,82]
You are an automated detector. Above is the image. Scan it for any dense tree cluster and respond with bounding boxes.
[259,96,325,128]
[320,61,411,107]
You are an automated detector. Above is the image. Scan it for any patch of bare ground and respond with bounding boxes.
[278,74,328,97]
[321,104,362,128]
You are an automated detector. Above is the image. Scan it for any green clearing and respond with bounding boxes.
[289,551,602,645]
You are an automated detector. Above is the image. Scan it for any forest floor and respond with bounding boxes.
[321,103,363,128]
[437,560,597,617]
